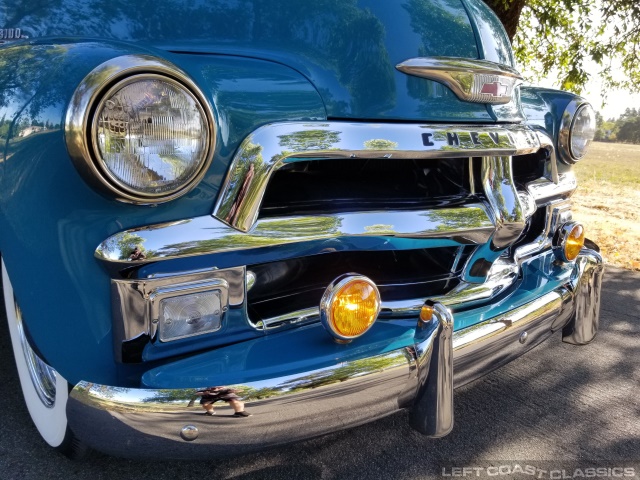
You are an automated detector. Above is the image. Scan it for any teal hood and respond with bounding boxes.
[4,0,517,122]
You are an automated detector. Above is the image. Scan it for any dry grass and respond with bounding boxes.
[572,142,640,271]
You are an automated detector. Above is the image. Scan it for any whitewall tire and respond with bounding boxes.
[1,258,85,457]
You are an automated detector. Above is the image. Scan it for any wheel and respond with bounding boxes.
[1,258,87,459]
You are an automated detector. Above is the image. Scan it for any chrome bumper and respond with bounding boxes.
[67,249,603,459]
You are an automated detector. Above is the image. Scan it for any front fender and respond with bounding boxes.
[0,39,326,385]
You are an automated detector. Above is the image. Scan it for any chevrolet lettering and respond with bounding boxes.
[0,0,601,460]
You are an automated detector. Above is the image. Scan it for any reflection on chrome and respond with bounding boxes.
[513,201,572,265]
[452,288,572,387]
[191,386,250,417]
[409,302,454,437]
[526,172,578,204]
[96,206,495,263]
[212,122,542,232]
[395,57,523,105]
[481,155,527,249]
[562,249,604,345]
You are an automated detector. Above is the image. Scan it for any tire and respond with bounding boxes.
[1,258,87,459]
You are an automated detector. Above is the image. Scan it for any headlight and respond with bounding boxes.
[558,99,596,164]
[569,104,596,160]
[66,55,215,204]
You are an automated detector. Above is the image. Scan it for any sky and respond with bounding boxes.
[580,83,640,121]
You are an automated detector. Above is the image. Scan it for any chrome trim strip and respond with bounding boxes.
[260,257,521,329]
[452,288,573,387]
[481,155,527,248]
[395,57,523,105]
[535,129,559,184]
[14,302,57,408]
[212,122,541,232]
[258,307,319,330]
[96,205,495,263]
[65,55,216,205]
[526,172,577,204]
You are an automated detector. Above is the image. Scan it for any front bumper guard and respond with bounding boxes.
[67,249,603,459]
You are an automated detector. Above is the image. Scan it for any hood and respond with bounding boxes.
[3,0,518,122]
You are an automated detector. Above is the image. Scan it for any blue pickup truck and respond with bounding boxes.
[0,0,602,459]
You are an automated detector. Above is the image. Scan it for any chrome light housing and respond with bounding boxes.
[558,99,596,164]
[66,55,215,204]
[320,274,381,343]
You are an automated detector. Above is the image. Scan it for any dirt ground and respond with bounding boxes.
[572,142,640,271]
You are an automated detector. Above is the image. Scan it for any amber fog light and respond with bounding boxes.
[554,222,585,262]
[320,274,381,343]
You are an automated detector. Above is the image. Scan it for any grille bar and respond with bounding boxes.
[213,122,542,232]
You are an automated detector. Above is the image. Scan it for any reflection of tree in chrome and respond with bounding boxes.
[216,139,268,224]
[151,215,343,258]
[239,351,407,401]
[98,231,147,260]
[277,130,341,152]
[364,224,396,234]
[429,208,491,232]
[363,139,398,150]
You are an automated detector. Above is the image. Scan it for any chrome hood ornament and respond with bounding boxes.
[396,57,522,105]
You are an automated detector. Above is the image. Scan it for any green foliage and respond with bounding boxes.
[498,0,640,95]
[598,108,640,144]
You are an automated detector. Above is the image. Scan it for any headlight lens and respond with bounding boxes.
[570,104,596,160]
[92,75,209,199]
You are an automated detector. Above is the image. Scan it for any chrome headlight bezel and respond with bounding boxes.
[558,98,596,165]
[65,55,216,204]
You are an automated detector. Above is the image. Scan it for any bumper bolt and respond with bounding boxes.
[519,331,528,344]
[180,425,199,441]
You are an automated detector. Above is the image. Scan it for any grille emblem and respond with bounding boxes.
[480,81,509,97]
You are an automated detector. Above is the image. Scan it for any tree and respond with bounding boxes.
[484,0,640,95]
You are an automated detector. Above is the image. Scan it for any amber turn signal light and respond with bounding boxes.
[320,274,381,343]
[554,222,585,262]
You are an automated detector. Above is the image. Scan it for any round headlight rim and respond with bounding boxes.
[89,73,211,202]
[558,98,594,165]
[568,103,596,161]
[65,54,216,205]
[319,273,381,342]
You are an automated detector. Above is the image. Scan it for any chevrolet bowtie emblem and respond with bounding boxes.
[480,81,509,97]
